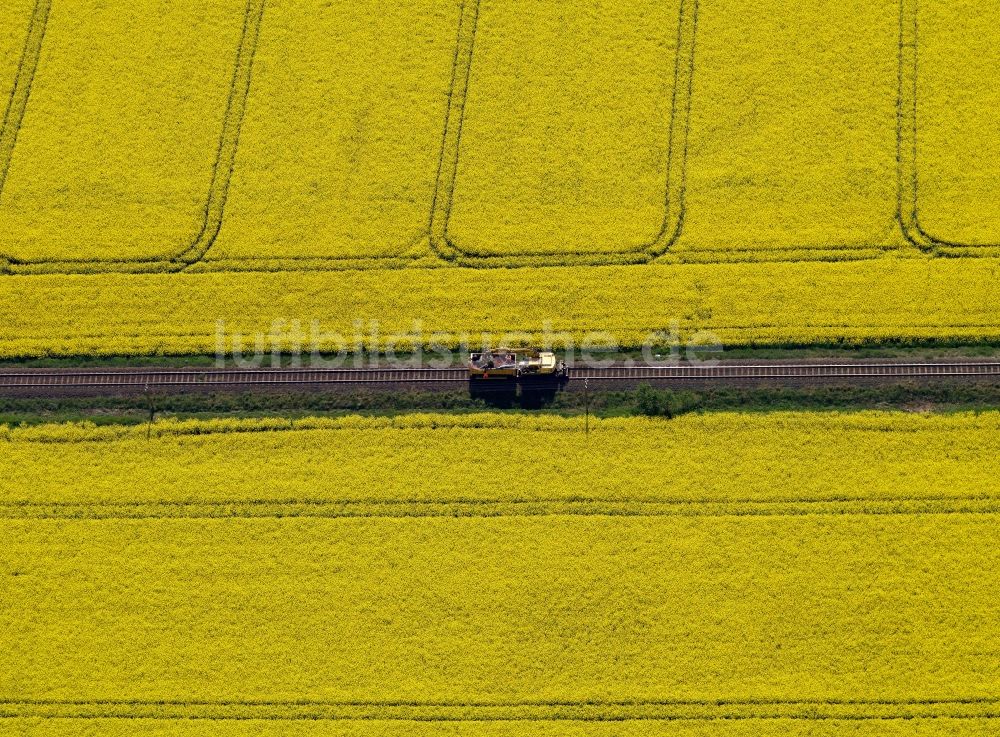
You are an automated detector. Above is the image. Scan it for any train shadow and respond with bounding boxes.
[468,379,565,409]
[468,380,518,409]
[517,381,561,409]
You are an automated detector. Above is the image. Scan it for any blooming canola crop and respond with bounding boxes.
[0,0,997,357]
[2,412,1000,732]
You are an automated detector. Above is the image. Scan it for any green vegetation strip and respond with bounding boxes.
[3,383,1000,427]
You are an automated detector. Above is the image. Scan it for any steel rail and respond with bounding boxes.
[0,368,467,388]
[1,362,1000,388]
[570,362,1000,380]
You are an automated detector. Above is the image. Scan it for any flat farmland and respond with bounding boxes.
[205,0,462,267]
[3,258,1000,357]
[1,412,1000,734]
[0,0,251,265]
[0,0,997,355]
[0,0,37,134]
[440,0,689,261]
[906,0,1000,252]
[0,723,994,736]
[4,1,999,734]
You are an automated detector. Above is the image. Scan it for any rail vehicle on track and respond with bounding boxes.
[468,348,568,382]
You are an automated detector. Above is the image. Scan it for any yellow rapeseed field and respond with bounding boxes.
[2,257,1000,357]
[442,0,688,259]
[0,0,998,355]
[2,412,1000,734]
[4,3,999,731]
[0,0,39,190]
[0,724,993,736]
[6,411,1000,510]
[911,0,1000,250]
[676,0,899,258]
[0,0,249,264]
[0,0,36,125]
[206,0,461,266]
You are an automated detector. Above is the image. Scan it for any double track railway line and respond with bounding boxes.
[1,361,999,395]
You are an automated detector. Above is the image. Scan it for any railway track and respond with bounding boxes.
[0,368,464,388]
[572,362,1000,381]
[1,361,999,391]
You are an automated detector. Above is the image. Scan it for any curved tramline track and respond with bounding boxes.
[1,361,1000,394]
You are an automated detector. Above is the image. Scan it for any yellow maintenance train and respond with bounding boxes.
[468,348,567,381]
